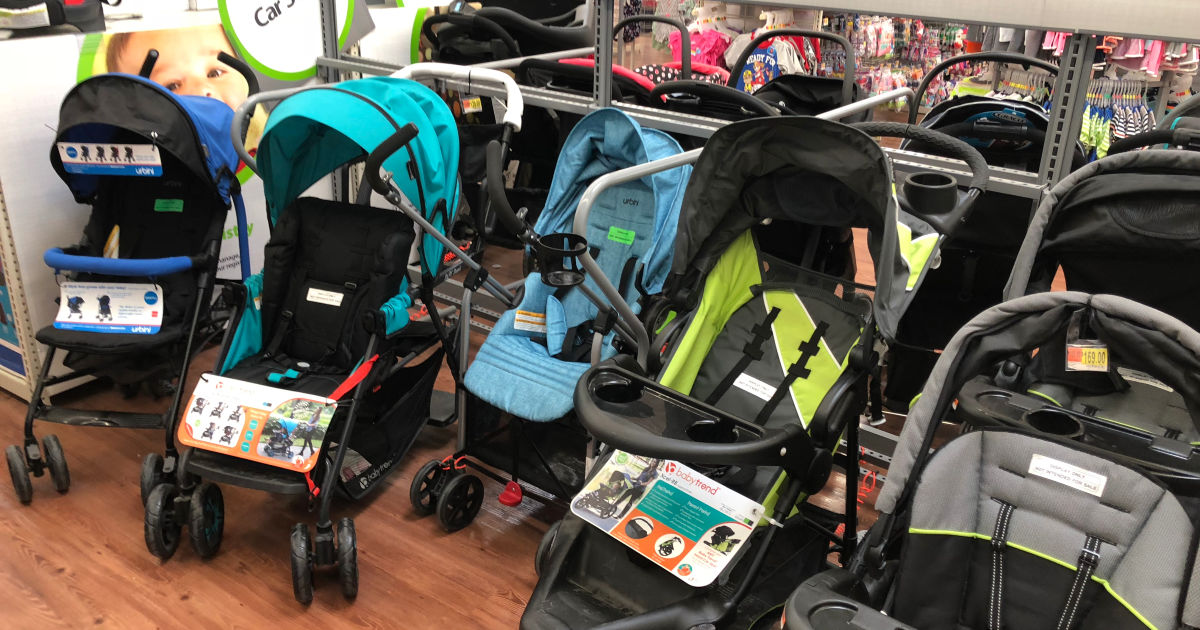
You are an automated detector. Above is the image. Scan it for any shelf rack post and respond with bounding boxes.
[1038,33,1095,187]
[594,0,614,109]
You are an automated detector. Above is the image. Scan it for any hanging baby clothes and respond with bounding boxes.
[620,0,644,43]
[669,29,732,68]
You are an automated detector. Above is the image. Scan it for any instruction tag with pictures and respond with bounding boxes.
[54,282,163,334]
[571,451,765,587]
[57,143,162,177]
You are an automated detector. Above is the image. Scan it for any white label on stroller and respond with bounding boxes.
[733,372,776,402]
[513,310,547,334]
[56,143,162,177]
[1028,454,1107,497]
[54,282,163,334]
[0,4,50,29]
[1117,367,1175,393]
[306,287,344,307]
[572,451,765,587]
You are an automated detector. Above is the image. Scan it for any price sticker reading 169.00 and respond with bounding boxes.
[1066,344,1109,372]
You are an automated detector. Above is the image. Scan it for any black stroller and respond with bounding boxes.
[5,57,252,505]
[785,292,1200,630]
[884,51,1089,410]
[0,0,110,34]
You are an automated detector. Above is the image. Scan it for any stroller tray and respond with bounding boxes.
[177,374,338,474]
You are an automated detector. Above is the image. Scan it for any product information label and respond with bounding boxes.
[154,199,184,213]
[460,95,484,114]
[306,287,344,307]
[56,143,162,177]
[0,4,51,29]
[1066,343,1108,372]
[54,282,163,334]
[607,226,636,245]
[572,451,764,587]
[1029,453,1107,497]
[177,374,337,473]
[1117,367,1174,393]
[732,372,776,402]
[513,310,547,334]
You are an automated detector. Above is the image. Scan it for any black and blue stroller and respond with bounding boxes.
[6,65,251,505]
[885,52,1088,409]
[785,292,1200,630]
[522,118,990,629]
[141,75,473,604]
[407,107,691,534]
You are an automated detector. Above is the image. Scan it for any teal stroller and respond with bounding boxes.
[142,70,519,604]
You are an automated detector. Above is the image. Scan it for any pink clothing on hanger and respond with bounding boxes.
[1142,39,1164,75]
[669,30,733,69]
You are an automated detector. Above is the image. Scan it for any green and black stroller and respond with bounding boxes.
[140,74,485,604]
[521,117,990,629]
[784,292,1200,630]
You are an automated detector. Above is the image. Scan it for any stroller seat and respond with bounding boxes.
[464,108,685,422]
[36,323,186,353]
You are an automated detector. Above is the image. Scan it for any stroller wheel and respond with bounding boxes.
[290,523,314,605]
[436,473,484,533]
[5,445,32,504]
[148,377,176,399]
[42,435,69,494]
[534,520,561,578]
[187,483,224,559]
[140,453,165,507]
[409,459,446,516]
[336,517,358,600]
[144,484,182,560]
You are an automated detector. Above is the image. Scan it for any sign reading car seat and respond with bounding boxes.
[571,451,765,587]
[177,374,337,473]
[54,282,163,334]
[56,143,163,177]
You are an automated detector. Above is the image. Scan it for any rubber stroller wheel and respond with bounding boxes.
[140,453,165,507]
[42,435,69,493]
[144,484,182,560]
[148,377,175,399]
[336,517,358,600]
[534,520,561,578]
[290,523,314,605]
[436,473,484,533]
[409,459,445,516]
[5,445,32,504]
[187,482,224,559]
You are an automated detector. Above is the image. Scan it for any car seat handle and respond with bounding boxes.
[365,123,421,196]
[909,52,1058,125]
[726,28,855,109]
[614,16,689,80]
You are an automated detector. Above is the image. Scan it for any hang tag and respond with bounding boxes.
[1065,309,1107,372]
[732,372,775,402]
[306,287,343,307]
[459,94,484,114]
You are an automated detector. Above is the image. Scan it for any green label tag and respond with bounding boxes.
[608,226,636,245]
[154,199,183,213]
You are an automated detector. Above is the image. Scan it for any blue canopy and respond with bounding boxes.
[257,77,461,274]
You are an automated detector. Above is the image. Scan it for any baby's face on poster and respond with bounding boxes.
[115,27,249,111]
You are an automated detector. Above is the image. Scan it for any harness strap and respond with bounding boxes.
[329,353,380,401]
[989,500,1016,630]
[265,310,294,357]
[1057,536,1103,630]
[754,320,829,425]
[705,307,782,405]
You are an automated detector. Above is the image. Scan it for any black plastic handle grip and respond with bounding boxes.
[909,52,1059,124]
[852,121,989,192]
[727,28,855,108]
[649,79,781,117]
[365,123,420,195]
[138,49,159,78]
[217,51,261,96]
[613,15,690,80]
[1109,128,1191,155]
[936,120,1047,144]
[485,139,529,240]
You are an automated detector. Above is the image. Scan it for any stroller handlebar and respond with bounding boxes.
[485,139,532,242]
[393,62,524,132]
[365,123,421,196]
[851,122,989,193]
[1109,128,1200,155]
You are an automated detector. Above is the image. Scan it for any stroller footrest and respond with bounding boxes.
[184,448,308,495]
[428,389,456,427]
[39,406,164,429]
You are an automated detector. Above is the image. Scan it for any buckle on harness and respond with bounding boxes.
[1078,546,1101,568]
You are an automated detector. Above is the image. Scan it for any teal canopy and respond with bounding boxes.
[257,77,461,274]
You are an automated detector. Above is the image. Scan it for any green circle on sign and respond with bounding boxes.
[219,0,355,82]
[615,452,629,465]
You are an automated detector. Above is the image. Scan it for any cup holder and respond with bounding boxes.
[1024,408,1085,439]
[902,171,958,217]
[592,374,643,405]
[533,232,587,287]
[686,419,739,444]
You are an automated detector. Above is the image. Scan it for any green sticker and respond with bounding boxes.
[154,199,183,213]
[608,226,636,245]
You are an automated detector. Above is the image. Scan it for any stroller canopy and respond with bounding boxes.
[49,73,241,204]
[667,116,941,340]
[1005,149,1200,329]
[881,291,1200,514]
[257,77,460,274]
